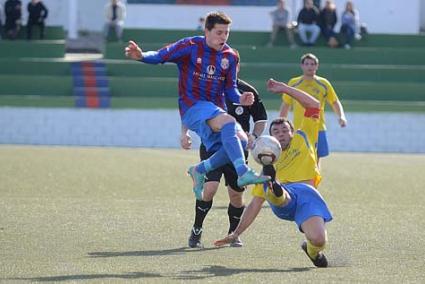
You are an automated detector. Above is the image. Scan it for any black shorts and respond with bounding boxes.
[199,144,248,193]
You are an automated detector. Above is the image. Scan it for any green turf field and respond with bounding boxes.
[1,146,424,282]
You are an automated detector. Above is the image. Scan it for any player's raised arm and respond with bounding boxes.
[125,40,143,61]
[267,78,319,109]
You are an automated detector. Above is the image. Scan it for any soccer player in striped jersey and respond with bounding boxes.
[181,50,268,248]
[214,79,332,268]
[125,11,270,198]
[279,53,347,167]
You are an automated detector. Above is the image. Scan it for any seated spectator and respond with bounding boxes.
[104,0,126,42]
[267,0,296,48]
[319,0,338,48]
[339,0,360,49]
[0,5,4,39]
[4,0,22,40]
[297,0,320,46]
[196,17,205,31]
[26,0,48,40]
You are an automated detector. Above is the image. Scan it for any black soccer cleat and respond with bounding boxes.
[188,227,204,248]
[301,240,328,268]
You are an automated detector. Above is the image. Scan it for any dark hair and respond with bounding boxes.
[205,11,232,31]
[269,117,294,135]
[301,53,319,65]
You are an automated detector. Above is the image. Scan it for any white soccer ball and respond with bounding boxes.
[251,135,282,166]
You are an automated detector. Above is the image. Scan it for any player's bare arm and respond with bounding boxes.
[247,121,267,149]
[214,196,264,246]
[279,102,290,118]
[180,124,192,150]
[332,100,347,127]
[125,40,143,60]
[267,79,319,109]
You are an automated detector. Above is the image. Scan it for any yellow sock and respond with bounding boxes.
[265,187,286,206]
[307,239,325,259]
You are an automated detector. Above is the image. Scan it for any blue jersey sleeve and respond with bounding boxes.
[225,87,241,104]
[141,37,193,65]
[140,51,163,64]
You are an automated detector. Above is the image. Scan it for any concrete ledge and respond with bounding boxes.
[0,107,424,153]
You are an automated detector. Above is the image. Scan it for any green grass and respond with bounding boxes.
[0,146,424,282]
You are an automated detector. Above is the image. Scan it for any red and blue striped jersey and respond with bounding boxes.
[140,36,241,116]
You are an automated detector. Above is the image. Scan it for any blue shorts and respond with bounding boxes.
[317,130,329,158]
[267,182,333,231]
[182,101,226,151]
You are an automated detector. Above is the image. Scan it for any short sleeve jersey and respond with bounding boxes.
[252,109,321,198]
[282,75,339,131]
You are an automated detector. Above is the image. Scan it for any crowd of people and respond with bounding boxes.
[0,0,48,40]
[125,10,347,268]
[269,0,363,49]
[0,0,126,42]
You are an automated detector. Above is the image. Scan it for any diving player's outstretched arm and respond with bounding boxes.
[214,196,264,246]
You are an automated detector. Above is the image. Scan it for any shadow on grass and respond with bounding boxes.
[6,272,162,282]
[6,265,312,282]
[175,265,313,280]
[87,246,223,258]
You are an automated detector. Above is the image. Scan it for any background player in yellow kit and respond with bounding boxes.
[279,53,347,166]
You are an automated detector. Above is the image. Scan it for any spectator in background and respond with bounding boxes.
[0,4,4,39]
[267,0,296,48]
[4,0,21,40]
[26,0,48,40]
[297,0,320,46]
[313,0,321,9]
[340,0,360,49]
[104,0,126,42]
[197,17,205,31]
[319,0,338,48]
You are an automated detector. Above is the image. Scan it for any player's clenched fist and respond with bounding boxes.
[125,40,143,60]
[239,92,254,106]
[266,78,288,94]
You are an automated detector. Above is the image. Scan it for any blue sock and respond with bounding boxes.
[221,122,249,176]
[196,123,249,175]
[196,147,230,174]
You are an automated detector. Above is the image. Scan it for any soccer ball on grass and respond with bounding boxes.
[251,135,282,166]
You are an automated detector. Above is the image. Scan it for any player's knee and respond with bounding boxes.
[307,231,327,247]
[203,182,219,201]
[219,114,236,128]
[228,190,244,207]
[209,114,235,132]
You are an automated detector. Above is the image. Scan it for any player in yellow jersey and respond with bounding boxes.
[215,78,332,268]
[279,53,347,166]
